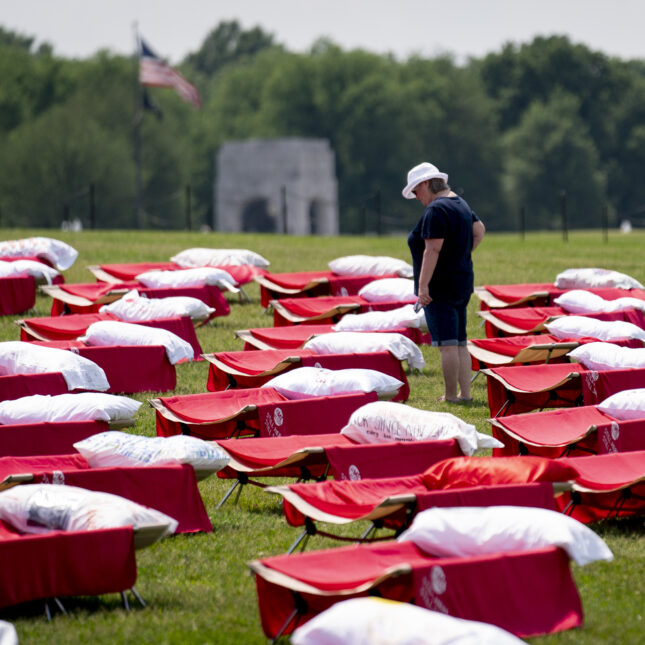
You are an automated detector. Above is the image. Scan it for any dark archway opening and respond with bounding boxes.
[242,198,275,232]
[309,199,324,234]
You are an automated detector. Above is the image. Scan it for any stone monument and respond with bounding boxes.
[215,138,339,235]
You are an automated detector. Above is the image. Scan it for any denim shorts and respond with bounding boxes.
[424,296,471,347]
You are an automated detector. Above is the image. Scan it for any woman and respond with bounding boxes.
[403,162,485,403]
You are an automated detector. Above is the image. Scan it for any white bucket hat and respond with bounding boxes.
[402,162,449,199]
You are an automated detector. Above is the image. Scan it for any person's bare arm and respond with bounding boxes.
[472,220,486,250]
[417,238,443,306]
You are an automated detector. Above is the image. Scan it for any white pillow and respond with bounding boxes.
[329,255,413,278]
[545,316,645,342]
[0,341,109,392]
[398,506,613,566]
[554,289,645,314]
[332,304,425,332]
[0,621,18,645]
[554,268,643,290]
[261,366,404,400]
[597,388,645,420]
[0,236,78,270]
[0,259,60,284]
[136,267,239,293]
[74,431,229,472]
[0,393,141,425]
[291,597,526,645]
[0,484,177,537]
[568,341,645,370]
[303,331,425,370]
[79,320,194,365]
[358,278,416,303]
[340,401,502,456]
[170,247,270,268]
[100,289,214,321]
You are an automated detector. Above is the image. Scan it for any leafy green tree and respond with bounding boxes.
[502,90,606,229]
[0,99,134,228]
[184,20,278,82]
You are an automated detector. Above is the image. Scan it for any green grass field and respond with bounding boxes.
[0,228,643,644]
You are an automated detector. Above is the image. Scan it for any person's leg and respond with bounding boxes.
[425,301,461,401]
[457,345,472,400]
[438,345,460,401]
[456,296,472,400]
[426,298,472,402]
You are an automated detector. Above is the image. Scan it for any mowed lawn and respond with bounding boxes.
[0,227,643,644]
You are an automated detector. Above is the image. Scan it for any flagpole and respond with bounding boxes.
[133,22,144,229]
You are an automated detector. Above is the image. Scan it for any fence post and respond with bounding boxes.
[560,190,568,242]
[89,183,95,229]
[185,184,192,231]
[375,189,382,236]
[601,203,608,243]
[281,185,288,234]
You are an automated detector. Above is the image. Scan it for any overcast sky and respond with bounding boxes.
[4,0,645,64]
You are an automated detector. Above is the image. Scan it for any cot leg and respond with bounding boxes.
[238,287,251,304]
[121,591,130,611]
[272,607,300,643]
[216,480,241,509]
[494,399,511,418]
[44,601,52,622]
[53,597,68,616]
[470,370,480,383]
[359,523,377,541]
[130,586,147,608]
[287,530,309,555]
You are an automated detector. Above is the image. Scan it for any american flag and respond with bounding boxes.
[139,38,201,109]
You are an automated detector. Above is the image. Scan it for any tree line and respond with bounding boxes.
[2,22,645,233]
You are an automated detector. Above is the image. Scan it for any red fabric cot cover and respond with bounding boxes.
[216,435,461,482]
[0,420,109,457]
[29,341,176,393]
[50,283,231,317]
[421,456,580,490]
[485,363,645,417]
[20,312,118,340]
[256,392,378,438]
[207,349,317,390]
[272,295,417,326]
[22,313,203,359]
[0,455,211,534]
[244,324,334,350]
[324,440,461,481]
[97,262,264,285]
[0,453,89,478]
[241,324,430,351]
[156,389,377,440]
[206,350,410,402]
[37,464,210,534]
[76,344,176,393]
[480,283,645,309]
[155,387,288,439]
[0,372,69,401]
[0,275,36,316]
[253,543,582,639]
[259,272,397,307]
[470,334,642,370]
[157,388,287,424]
[483,306,645,338]
[0,522,137,609]
[556,451,645,522]
[491,406,645,457]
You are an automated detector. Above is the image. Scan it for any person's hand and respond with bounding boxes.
[417,288,431,306]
